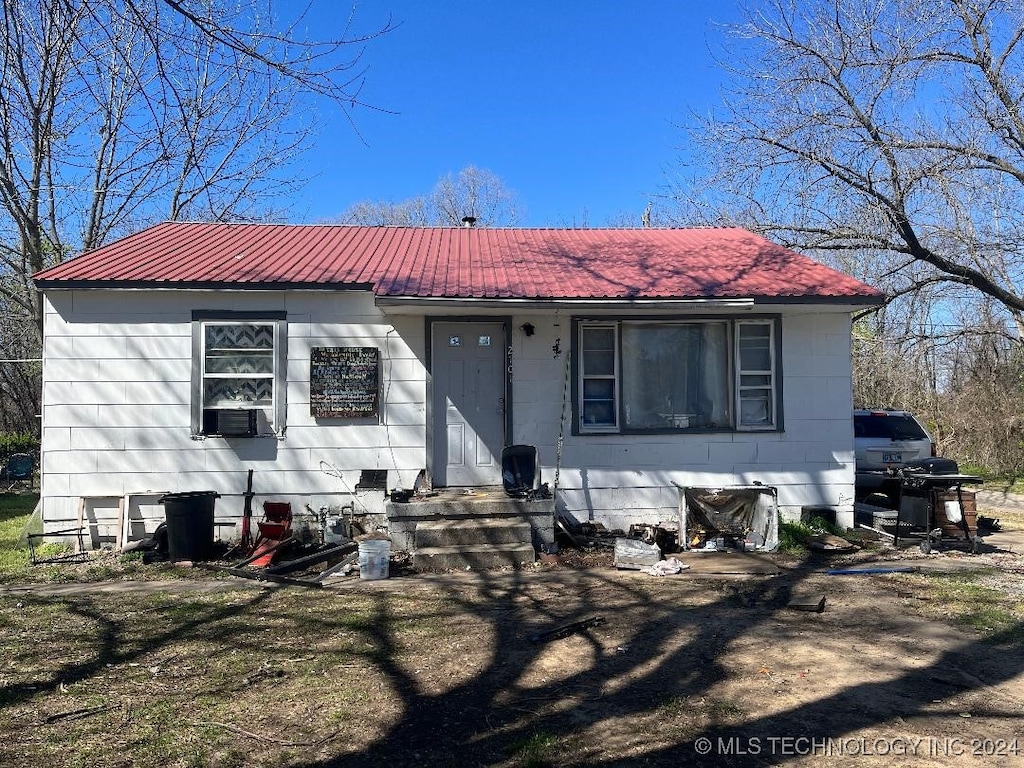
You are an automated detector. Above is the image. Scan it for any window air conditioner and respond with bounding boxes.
[203,408,258,437]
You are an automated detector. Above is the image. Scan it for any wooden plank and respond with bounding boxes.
[787,594,826,612]
[314,553,359,582]
[116,495,128,551]
[74,497,86,553]
[222,567,324,589]
[119,491,170,550]
[264,543,355,575]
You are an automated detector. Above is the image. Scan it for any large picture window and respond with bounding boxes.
[576,317,780,434]
[191,311,287,436]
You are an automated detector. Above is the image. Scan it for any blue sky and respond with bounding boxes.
[292,1,741,227]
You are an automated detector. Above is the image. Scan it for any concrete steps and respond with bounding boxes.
[413,542,537,572]
[415,518,531,547]
[386,487,554,562]
[385,487,550,571]
[409,516,538,572]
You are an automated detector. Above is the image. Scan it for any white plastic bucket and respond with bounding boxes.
[358,539,391,580]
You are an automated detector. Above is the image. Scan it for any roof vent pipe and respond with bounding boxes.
[461,216,477,228]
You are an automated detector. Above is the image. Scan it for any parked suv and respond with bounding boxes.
[854,409,935,503]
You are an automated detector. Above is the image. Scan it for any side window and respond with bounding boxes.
[192,312,286,436]
[202,323,275,409]
[579,324,618,431]
[736,321,776,430]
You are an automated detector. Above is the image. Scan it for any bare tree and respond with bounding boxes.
[430,166,522,227]
[339,198,433,227]
[937,307,1024,477]
[671,0,1024,472]
[338,165,523,227]
[0,0,391,433]
[677,0,1024,335]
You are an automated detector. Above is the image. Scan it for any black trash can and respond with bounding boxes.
[158,491,220,561]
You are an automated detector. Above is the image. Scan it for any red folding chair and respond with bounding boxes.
[250,502,292,567]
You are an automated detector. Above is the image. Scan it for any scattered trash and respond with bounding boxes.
[694,538,730,552]
[628,522,679,552]
[556,515,679,554]
[538,543,560,564]
[826,566,918,575]
[614,538,661,569]
[644,557,691,576]
[197,540,359,588]
[977,515,1001,532]
[530,616,606,643]
[787,594,826,612]
[807,533,857,553]
[555,514,588,549]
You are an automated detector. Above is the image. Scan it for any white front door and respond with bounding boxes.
[431,322,507,486]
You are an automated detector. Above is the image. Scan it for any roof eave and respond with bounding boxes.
[374,296,759,312]
[33,279,376,292]
[374,294,884,312]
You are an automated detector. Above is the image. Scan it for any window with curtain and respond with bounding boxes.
[576,318,779,433]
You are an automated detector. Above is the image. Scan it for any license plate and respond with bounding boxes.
[883,452,902,464]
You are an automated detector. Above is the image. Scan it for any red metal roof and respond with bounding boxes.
[32,222,882,302]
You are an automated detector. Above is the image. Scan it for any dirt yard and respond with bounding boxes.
[0,496,1022,767]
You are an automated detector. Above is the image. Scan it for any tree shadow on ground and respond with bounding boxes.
[0,587,278,710]
[2,562,1021,768]
[291,564,1024,768]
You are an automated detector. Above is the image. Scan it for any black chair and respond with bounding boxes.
[3,453,34,491]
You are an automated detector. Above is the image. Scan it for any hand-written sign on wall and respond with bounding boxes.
[310,347,380,419]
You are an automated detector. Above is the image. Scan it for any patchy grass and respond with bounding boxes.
[657,695,744,724]
[2,488,1023,766]
[1,559,1023,766]
[0,493,40,578]
[0,493,224,586]
[0,588,399,767]
[508,732,561,768]
[895,570,1024,641]
[1,585,604,767]
[778,521,814,553]
[778,515,846,553]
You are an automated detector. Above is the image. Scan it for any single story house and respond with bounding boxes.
[32,223,882,549]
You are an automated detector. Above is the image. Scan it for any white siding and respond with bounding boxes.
[40,290,423,534]
[507,311,856,531]
[41,292,857,538]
